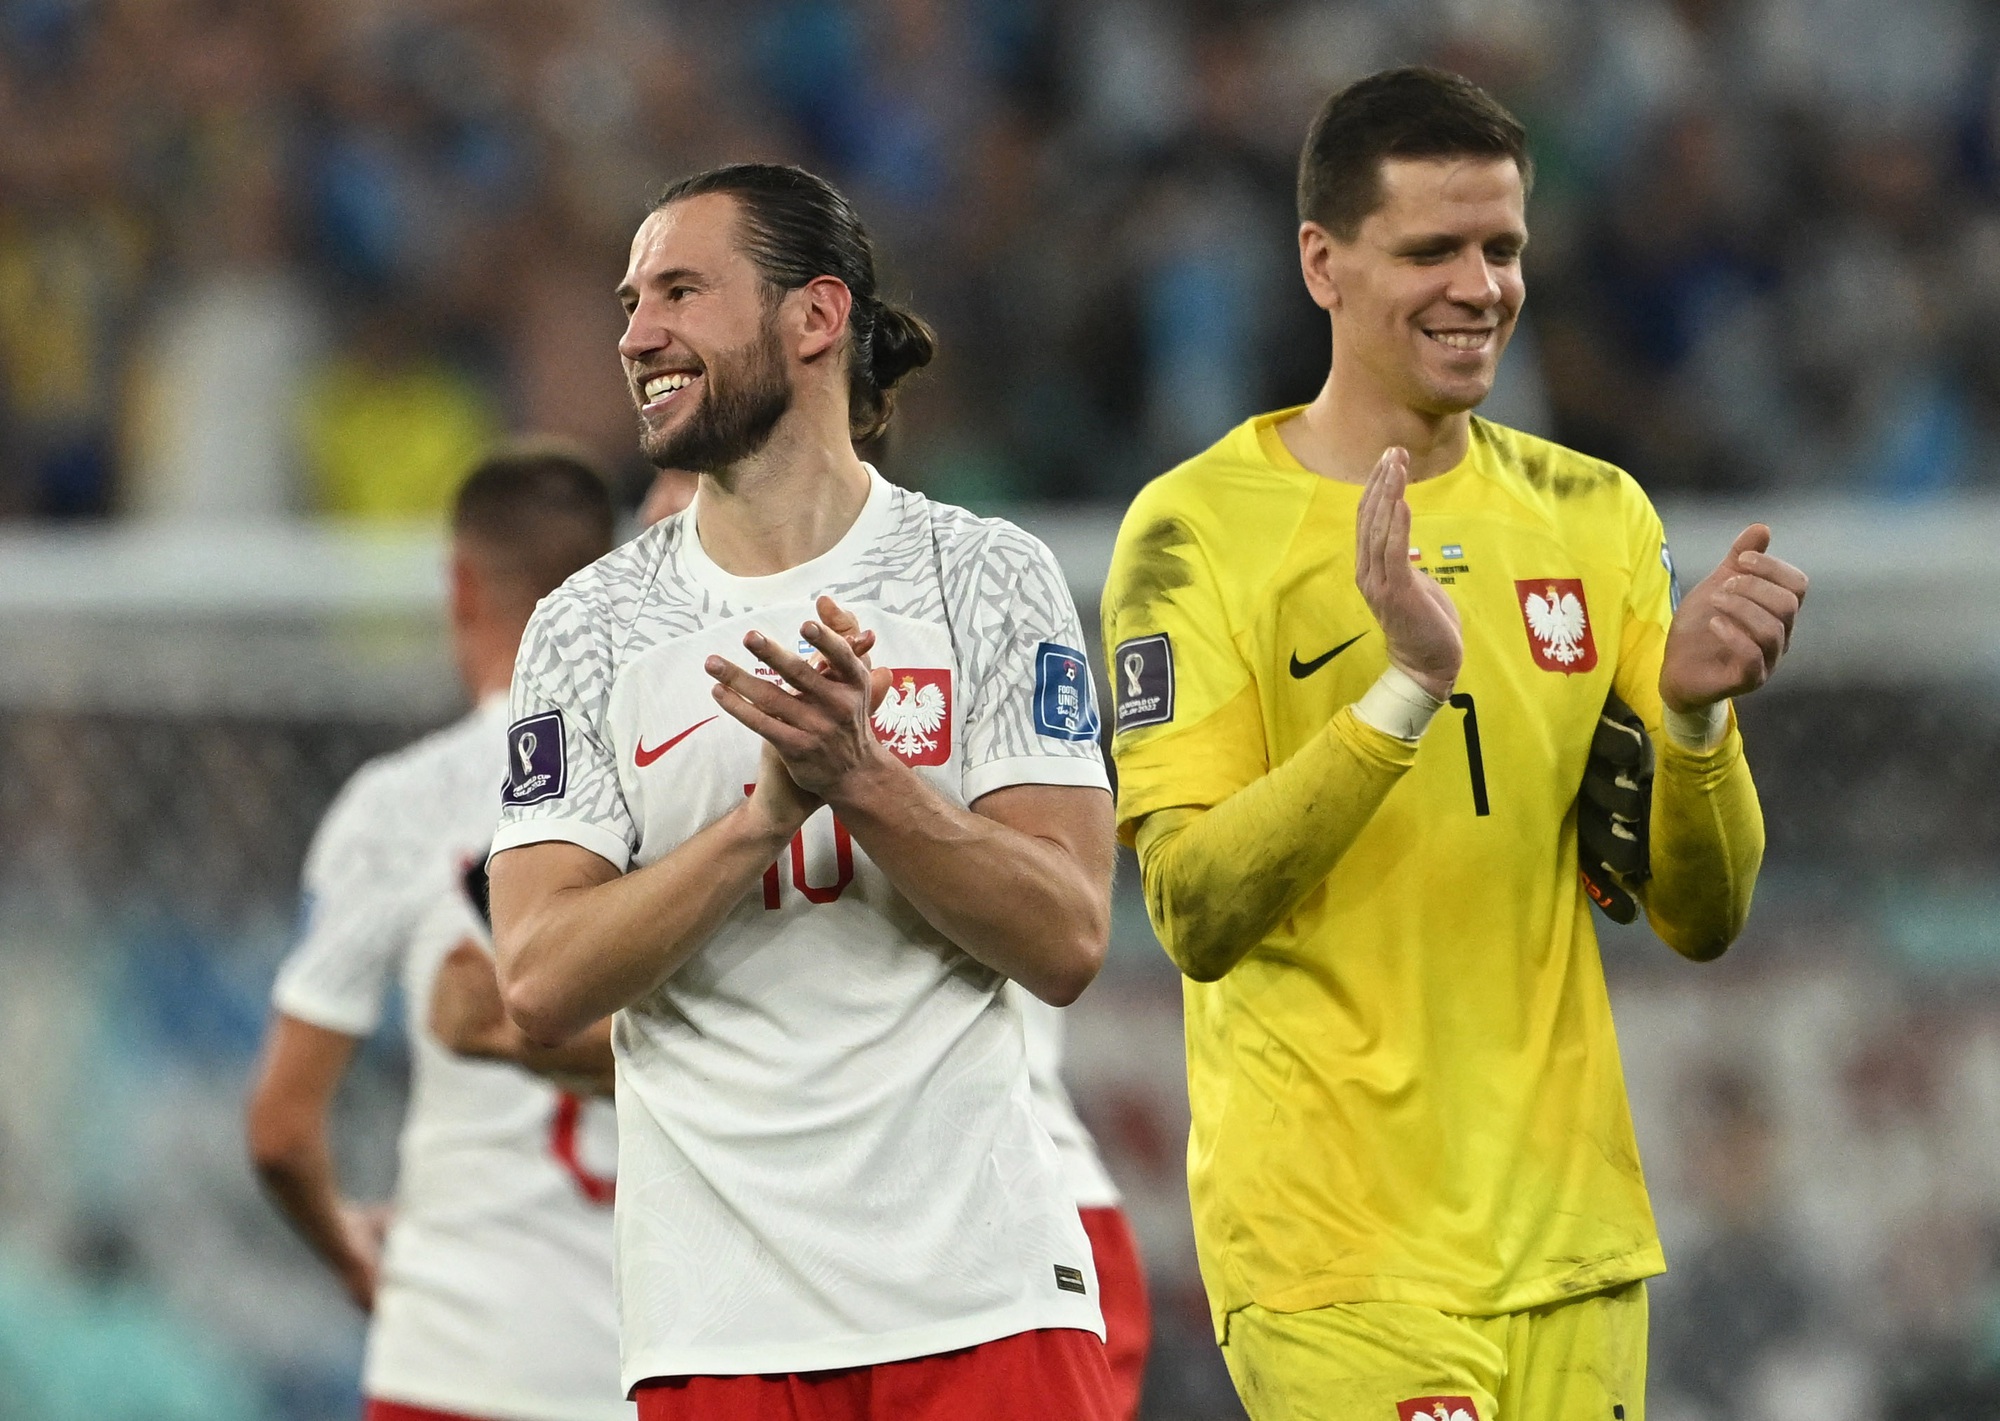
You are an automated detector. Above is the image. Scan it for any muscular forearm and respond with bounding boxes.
[495,806,791,1043]
[1135,707,1418,982]
[1641,719,1765,961]
[830,765,1111,1005]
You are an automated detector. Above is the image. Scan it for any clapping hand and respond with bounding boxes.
[708,596,895,831]
[1354,447,1462,700]
[1659,525,1807,713]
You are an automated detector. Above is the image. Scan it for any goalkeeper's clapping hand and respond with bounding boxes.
[1577,694,1653,924]
[1659,524,1807,713]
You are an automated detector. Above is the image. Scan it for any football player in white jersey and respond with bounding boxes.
[434,473,1154,1419]
[487,163,1123,1421]
[246,447,627,1421]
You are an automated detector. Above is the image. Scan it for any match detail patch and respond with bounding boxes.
[1397,1398,1480,1421]
[505,711,567,806]
[1515,578,1598,674]
[1053,1264,1087,1295]
[1034,643,1100,741]
[1112,634,1174,732]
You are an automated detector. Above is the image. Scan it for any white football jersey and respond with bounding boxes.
[1013,985,1121,1210]
[493,469,1112,1387]
[274,698,625,1421]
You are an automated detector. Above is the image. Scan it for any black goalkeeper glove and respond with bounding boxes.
[1577,693,1653,924]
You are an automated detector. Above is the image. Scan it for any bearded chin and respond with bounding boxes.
[645,326,793,473]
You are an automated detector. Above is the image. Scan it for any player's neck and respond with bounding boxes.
[1281,372,1471,485]
[694,410,873,577]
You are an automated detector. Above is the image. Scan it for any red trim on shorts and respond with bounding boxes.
[364,1401,494,1421]
[633,1325,1118,1421]
[1080,1206,1152,1421]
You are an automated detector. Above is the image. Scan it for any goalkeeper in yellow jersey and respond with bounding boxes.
[1101,67,1808,1421]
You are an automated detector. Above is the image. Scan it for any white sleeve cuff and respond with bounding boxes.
[1664,700,1730,752]
[963,752,1112,806]
[1352,666,1447,743]
[489,817,633,872]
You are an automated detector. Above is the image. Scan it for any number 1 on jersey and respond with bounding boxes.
[1448,692,1491,817]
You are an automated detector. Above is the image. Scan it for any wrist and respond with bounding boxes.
[1353,665,1448,742]
[1664,700,1730,752]
[1386,655,1456,704]
[823,744,906,818]
[737,795,808,852]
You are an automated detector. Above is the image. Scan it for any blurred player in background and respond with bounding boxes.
[245,446,624,1421]
[1101,68,1808,1420]
[487,163,1119,1421]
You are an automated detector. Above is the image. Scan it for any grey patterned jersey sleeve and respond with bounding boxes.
[492,586,637,871]
[272,762,426,1036]
[947,519,1112,803]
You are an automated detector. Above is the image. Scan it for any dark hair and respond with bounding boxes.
[1297,67,1532,239]
[452,441,616,603]
[652,163,936,444]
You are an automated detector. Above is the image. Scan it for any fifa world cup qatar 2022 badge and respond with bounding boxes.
[1397,1398,1480,1421]
[871,668,952,766]
[1111,633,1173,732]
[1033,643,1101,741]
[504,711,567,805]
[1514,577,1598,674]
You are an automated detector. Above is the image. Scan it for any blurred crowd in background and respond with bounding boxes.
[7,3,2000,1421]
[5,0,2000,521]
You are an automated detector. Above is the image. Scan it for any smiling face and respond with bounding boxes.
[1309,155,1527,418]
[616,194,794,472]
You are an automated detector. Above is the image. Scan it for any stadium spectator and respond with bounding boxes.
[5,0,2000,520]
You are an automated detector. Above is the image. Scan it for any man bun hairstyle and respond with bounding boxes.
[1298,66,1532,240]
[652,163,936,444]
[452,440,616,604]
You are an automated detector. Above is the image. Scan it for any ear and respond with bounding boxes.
[1298,222,1343,314]
[789,275,853,364]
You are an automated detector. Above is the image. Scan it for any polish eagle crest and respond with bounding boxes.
[1523,583,1590,664]
[873,673,948,760]
[1395,1399,1481,1421]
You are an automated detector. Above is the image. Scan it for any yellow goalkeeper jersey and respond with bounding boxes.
[1104,410,1695,1330]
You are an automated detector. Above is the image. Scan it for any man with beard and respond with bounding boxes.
[485,164,1121,1421]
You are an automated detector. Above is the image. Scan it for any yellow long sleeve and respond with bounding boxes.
[1641,718,1765,960]
[1134,706,1419,982]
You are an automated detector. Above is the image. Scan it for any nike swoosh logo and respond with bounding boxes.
[634,716,716,767]
[1289,633,1365,679]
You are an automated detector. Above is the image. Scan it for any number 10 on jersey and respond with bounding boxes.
[744,785,855,907]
